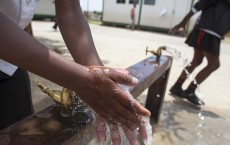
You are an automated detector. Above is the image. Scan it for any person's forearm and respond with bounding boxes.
[0,12,89,91]
[55,0,103,66]
[179,10,194,26]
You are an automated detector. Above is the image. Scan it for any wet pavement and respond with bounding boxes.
[30,21,230,145]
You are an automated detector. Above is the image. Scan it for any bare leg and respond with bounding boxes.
[170,49,204,98]
[194,51,220,84]
[52,20,58,30]
[182,51,219,105]
[175,49,204,85]
[131,18,135,31]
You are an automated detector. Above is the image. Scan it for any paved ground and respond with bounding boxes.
[30,21,230,145]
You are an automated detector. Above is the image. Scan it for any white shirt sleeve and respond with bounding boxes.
[0,59,18,76]
[0,0,40,76]
[192,7,199,14]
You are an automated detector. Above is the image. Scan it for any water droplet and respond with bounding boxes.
[103,68,110,74]
[198,123,203,128]
[199,116,205,121]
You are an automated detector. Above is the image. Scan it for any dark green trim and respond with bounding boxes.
[137,0,143,27]
[191,0,195,6]
[102,21,128,27]
[184,0,195,34]
[33,14,55,20]
[139,25,169,33]
[102,0,105,19]
[102,21,170,33]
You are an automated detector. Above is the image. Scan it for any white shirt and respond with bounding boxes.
[0,0,39,76]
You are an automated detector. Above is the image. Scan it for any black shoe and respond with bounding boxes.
[170,86,184,98]
[182,91,205,106]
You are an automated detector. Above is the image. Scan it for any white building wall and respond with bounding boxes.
[35,0,55,16]
[103,0,200,32]
[139,0,179,28]
[103,0,140,24]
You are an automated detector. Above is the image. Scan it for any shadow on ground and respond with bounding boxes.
[35,36,111,65]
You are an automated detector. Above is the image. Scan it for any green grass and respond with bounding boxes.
[226,32,230,38]
[87,19,102,25]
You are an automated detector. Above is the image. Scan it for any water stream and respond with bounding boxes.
[164,46,205,145]
[118,84,153,145]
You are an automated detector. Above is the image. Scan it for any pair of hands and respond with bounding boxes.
[77,66,151,144]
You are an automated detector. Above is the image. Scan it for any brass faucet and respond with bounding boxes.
[37,83,74,117]
[146,46,166,61]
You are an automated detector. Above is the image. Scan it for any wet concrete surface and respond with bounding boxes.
[30,21,230,145]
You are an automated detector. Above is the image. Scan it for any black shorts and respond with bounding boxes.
[0,68,34,130]
[185,28,221,56]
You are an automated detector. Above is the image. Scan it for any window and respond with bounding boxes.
[129,0,139,4]
[144,0,155,5]
[117,0,126,3]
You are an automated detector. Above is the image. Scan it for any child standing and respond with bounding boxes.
[170,0,230,105]
[130,3,136,30]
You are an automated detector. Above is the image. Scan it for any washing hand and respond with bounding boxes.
[96,114,151,145]
[77,66,150,132]
[93,68,152,145]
